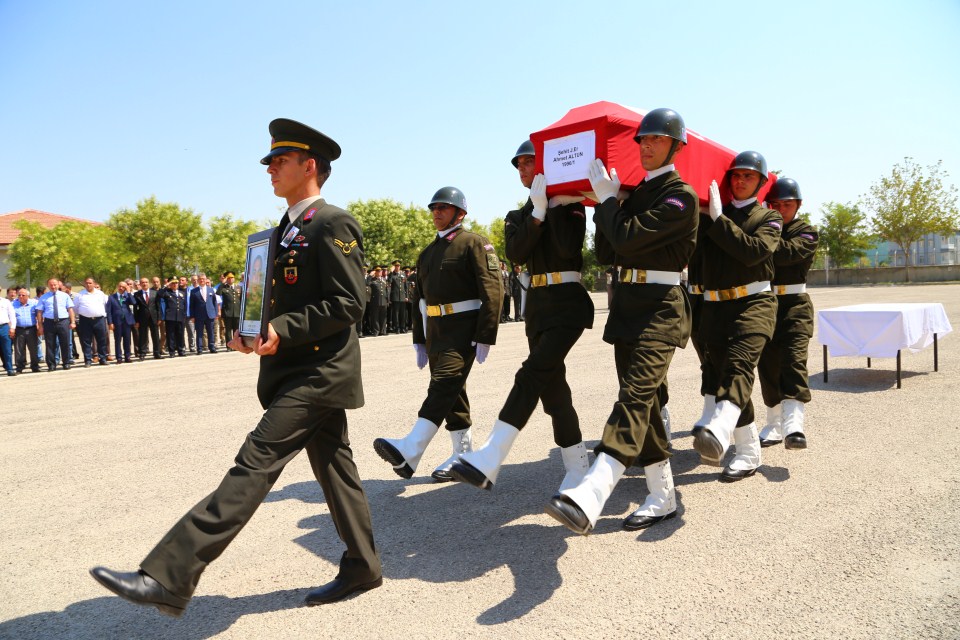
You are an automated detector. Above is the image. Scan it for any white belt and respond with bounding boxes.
[774,283,806,295]
[703,280,771,302]
[426,299,482,317]
[620,269,682,286]
[530,271,581,287]
[687,284,704,295]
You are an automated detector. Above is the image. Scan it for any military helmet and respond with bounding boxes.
[429,186,468,213]
[511,139,535,168]
[634,108,687,144]
[767,177,802,201]
[727,150,769,187]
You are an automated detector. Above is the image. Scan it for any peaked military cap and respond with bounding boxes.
[260,118,342,165]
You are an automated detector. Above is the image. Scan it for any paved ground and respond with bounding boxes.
[1,284,958,639]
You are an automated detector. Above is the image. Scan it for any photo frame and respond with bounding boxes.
[239,227,277,341]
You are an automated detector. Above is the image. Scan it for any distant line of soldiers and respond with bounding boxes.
[359,262,417,337]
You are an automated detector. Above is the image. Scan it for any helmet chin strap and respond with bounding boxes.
[439,210,465,232]
[660,140,680,169]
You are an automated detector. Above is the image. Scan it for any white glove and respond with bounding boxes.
[587,158,621,203]
[548,194,585,207]
[708,180,723,221]
[473,342,490,364]
[413,343,428,370]
[530,174,548,221]
[418,298,428,337]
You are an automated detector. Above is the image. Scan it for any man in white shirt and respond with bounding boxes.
[0,290,17,376]
[74,277,110,367]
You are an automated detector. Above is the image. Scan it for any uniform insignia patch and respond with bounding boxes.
[334,238,358,255]
[301,242,309,247]
[445,230,459,242]
[767,221,782,230]
[284,267,298,284]
[664,197,686,210]
[486,253,499,271]
[304,208,316,221]
[295,235,305,242]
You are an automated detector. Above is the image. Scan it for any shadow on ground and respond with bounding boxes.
[2,447,714,638]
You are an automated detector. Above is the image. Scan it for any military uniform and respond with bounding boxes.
[498,199,593,444]
[159,287,187,356]
[413,228,501,427]
[698,202,781,427]
[449,195,595,491]
[593,172,698,469]
[758,217,817,406]
[387,267,407,333]
[217,281,242,345]
[128,118,379,609]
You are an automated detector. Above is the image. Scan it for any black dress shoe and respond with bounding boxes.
[84,362,92,368]
[63,364,71,370]
[430,468,456,483]
[89,567,188,617]
[544,495,592,535]
[759,436,783,448]
[304,575,382,605]
[447,460,492,490]
[720,465,758,482]
[373,439,413,479]
[7,371,16,377]
[693,429,724,467]
[623,510,676,531]
[784,433,807,449]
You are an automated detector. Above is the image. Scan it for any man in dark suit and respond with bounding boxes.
[159,279,187,356]
[133,277,162,360]
[92,118,380,616]
[188,273,219,354]
[106,281,136,364]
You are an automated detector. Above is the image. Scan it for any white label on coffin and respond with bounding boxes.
[543,130,595,185]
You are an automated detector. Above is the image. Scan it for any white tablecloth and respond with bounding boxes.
[818,303,952,358]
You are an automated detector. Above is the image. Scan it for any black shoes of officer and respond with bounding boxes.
[692,428,724,467]
[372,438,414,479]
[719,466,758,482]
[304,575,382,605]
[89,567,189,617]
[544,495,592,535]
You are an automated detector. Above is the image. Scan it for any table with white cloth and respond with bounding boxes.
[817,302,953,388]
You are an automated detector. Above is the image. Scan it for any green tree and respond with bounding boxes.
[817,201,874,268]
[108,196,203,279]
[7,220,135,286]
[348,198,434,267]
[198,214,263,278]
[863,158,959,267]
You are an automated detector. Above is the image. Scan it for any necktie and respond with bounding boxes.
[53,292,59,320]
[201,287,207,302]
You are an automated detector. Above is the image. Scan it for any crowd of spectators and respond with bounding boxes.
[0,271,243,376]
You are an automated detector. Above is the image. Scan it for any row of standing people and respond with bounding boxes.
[0,272,244,375]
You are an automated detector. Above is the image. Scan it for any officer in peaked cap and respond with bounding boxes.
[92,118,381,615]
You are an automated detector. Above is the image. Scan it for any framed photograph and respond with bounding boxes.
[239,227,277,341]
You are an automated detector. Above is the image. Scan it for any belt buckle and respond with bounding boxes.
[636,270,647,284]
[427,305,441,317]
[532,274,546,287]
[549,271,562,284]
[718,288,734,301]
[443,303,454,315]
[736,285,748,298]
[776,284,786,295]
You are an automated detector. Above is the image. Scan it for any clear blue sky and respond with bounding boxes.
[2,0,958,231]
